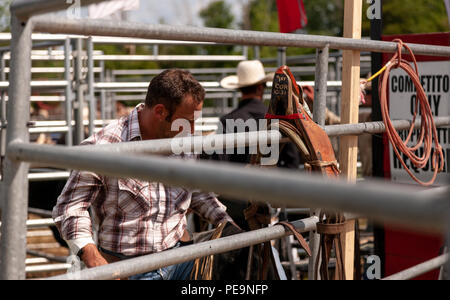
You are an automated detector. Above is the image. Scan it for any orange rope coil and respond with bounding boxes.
[378,39,445,186]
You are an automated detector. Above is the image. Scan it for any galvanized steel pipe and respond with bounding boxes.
[87,37,95,136]
[313,45,330,127]
[78,130,281,155]
[383,254,449,280]
[325,116,450,137]
[0,15,32,280]
[73,117,450,154]
[310,44,330,279]
[8,142,449,233]
[64,38,73,146]
[30,17,450,57]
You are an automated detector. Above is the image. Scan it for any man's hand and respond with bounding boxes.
[80,244,108,268]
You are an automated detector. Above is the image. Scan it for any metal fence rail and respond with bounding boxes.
[111,66,318,76]
[31,17,450,57]
[26,264,71,274]
[8,141,449,233]
[0,32,245,46]
[1,0,449,280]
[0,218,55,229]
[383,254,449,280]
[71,117,450,155]
[325,116,450,137]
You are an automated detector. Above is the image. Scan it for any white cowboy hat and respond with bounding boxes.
[220,60,274,89]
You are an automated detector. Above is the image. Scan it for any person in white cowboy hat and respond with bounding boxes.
[220,60,274,91]
[210,60,301,230]
[217,60,275,166]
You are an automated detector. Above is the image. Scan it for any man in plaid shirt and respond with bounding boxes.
[53,69,233,280]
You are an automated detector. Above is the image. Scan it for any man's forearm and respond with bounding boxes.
[79,243,108,269]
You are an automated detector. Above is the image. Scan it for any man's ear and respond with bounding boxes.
[152,104,168,121]
[258,84,266,96]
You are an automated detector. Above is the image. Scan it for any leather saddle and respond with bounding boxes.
[250,66,353,280]
[265,65,340,177]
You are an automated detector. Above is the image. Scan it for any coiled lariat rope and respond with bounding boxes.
[371,39,445,186]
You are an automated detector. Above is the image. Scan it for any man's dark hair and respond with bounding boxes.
[145,69,205,120]
[239,83,266,95]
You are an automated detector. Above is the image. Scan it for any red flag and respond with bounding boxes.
[276,0,308,33]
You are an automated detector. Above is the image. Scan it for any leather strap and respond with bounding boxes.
[314,220,354,280]
[190,222,227,280]
[316,222,354,235]
[243,202,276,280]
[276,221,312,257]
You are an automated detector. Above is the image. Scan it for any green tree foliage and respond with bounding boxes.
[196,0,239,67]
[303,0,448,37]
[244,0,280,60]
[378,0,448,35]
[244,0,448,38]
[242,0,449,60]
[303,0,344,36]
[248,0,279,32]
[0,0,13,32]
[200,0,235,28]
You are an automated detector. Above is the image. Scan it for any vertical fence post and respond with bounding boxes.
[308,45,330,280]
[74,38,85,145]
[105,69,113,119]
[339,0,363,281]
[232,91,238,109]
[0,51,5,211]
[277,47,287,66]
[254,46,260,60]
[335,51,343,115]
[221,72,228,114]
[313,45,329,126]
[0,51,7,181]
[152,44,159,56]
[111,72,117,119]
[64,38,73,146]
[0,14,32,280]
[99,60,106,126]
[87,37,95,136]
[243,46,249,60]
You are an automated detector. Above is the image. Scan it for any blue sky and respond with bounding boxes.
[129,0,245,27]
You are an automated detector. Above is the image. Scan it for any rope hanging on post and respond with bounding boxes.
[375,39,445,186]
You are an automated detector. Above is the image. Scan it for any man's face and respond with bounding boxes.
[162,94,203,139]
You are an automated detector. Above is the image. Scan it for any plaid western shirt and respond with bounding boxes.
[53,104,231,257]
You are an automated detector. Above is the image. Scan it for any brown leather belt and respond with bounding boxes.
[99,229,193,264]
[99,247,141,264]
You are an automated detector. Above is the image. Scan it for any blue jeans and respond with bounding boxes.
[128,259,194,280]
[127,242,194,281]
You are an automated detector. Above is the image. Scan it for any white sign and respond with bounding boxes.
[389,61,450,185]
